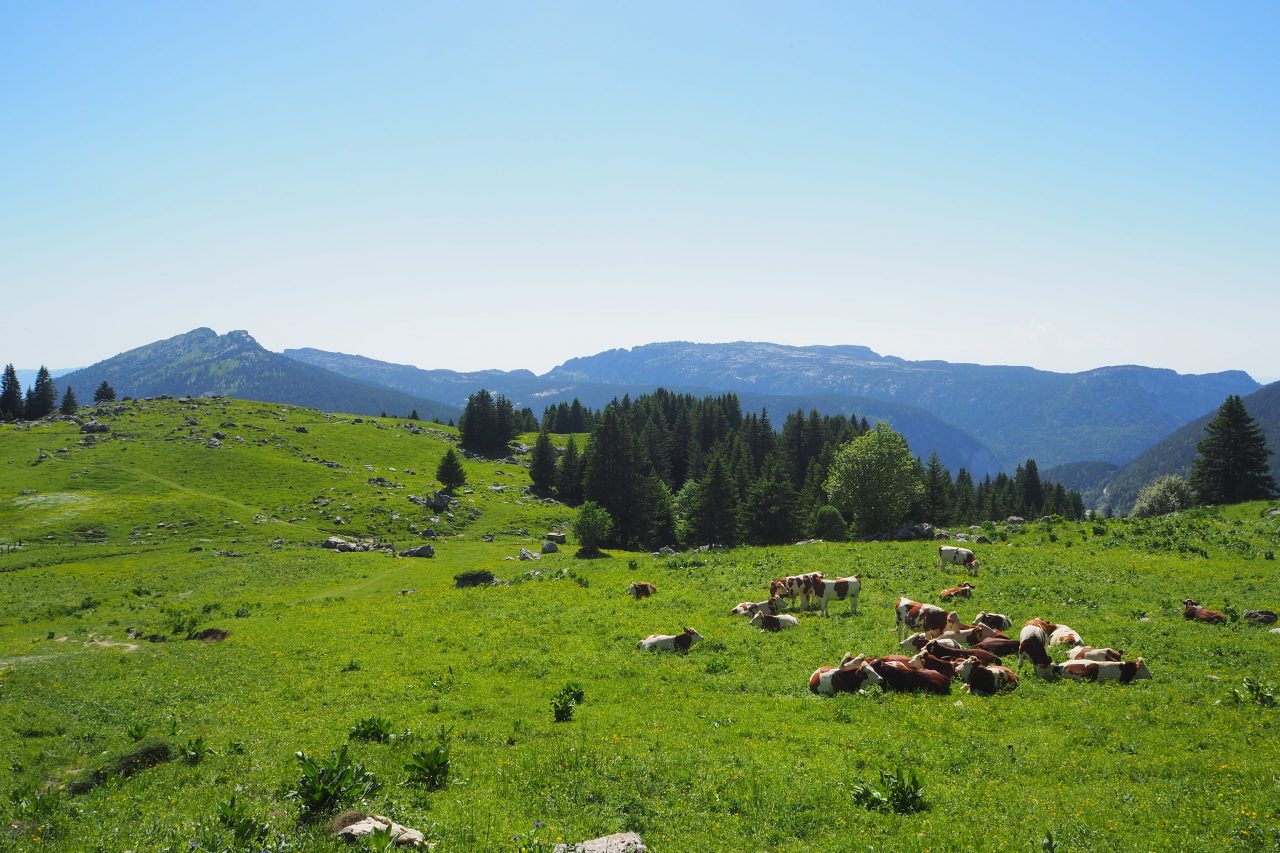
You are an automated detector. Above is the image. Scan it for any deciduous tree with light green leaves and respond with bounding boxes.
[824,423,922,538]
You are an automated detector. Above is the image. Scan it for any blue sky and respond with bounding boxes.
[2,2,1277,381]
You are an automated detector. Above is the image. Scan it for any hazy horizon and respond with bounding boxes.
[3,4,1277,383]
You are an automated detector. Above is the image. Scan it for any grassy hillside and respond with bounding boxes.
[1,399,1279,852]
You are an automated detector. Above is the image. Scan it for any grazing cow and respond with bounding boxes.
[971,636,1020,658]
[1056,658,1152,684]
[974,611,1012,631]
[938,546,979,574]
[811,575,861,617]
[771,572,824,611]
[868,658,951,694]
[896,597,951,640]
[729,596,784,617]
[1048,625,1084,647]
[922,640,1001,666]
[900,632,962,653]
[940,582,974,600]
[956,657,1019,695]
[627,582,658,599]
[749,611,799,632]
[1183,600,1228,624]
[907,651,957,679]
[1067,646,1124,662]
[809,653,883,695]
[637,627,703,651]
[1016,623,1056,679]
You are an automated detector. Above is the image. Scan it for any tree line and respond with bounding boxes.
[0,364,117,422]
[457,387,1089,551]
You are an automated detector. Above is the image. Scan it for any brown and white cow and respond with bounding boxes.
[1056,658,1152,684]
[896,597,950,640]
[944,613,1006,639]
[938,546,979,574]
[1183,600,1228,624]
[868,657,951,694]
[749,611,800,632]
[1048,625,1084,647]
[922,640,1001,666]
[974,611,1012,632]
[809,653,884,695]
[899,632,962,653]
[937,624,1003,647]
[971,636,1020,658]
[956,657,1019,695]
[1016,623,1056,679]
[811,575,861,617]
[729,596,784,617]
[940,582,974,600]
[627,582,658,599]
[907,651,957,680]
[1067,646,1125,662]
[771,572,823,611]
[637,627,703,651]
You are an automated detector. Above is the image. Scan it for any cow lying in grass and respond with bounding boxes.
[956,657,1019,695]
[869,657,951,694]
[974,611,1012,631]
[1048,625,1084,647]
[627,582,657,599]
[900,632,962,653]
[1183,599,1228,624]
[809,653,883,695]
[1068,646,1124,662]
[940,582,973,600]
[637,628,702,651]
[749,611,799,632]
[1056,658,1151,684]
[729,596,783,617]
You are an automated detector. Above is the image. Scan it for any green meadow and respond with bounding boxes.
[1,398,1278,852]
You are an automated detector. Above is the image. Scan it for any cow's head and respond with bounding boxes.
[1131,658,1152,680]
[899,632,929,652]
[955,656,980,680]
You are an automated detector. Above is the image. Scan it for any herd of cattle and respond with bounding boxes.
[633,546,1178,698]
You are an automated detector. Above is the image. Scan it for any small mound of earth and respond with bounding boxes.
[193,628,229,642]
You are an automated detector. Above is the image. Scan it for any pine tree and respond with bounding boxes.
[686,449,738,547]
[920,452,955,526]
[24,367,58,420]
[59,386,78,416]
[435,448,467,493]
[0,364,23,421]
[528,429,557,494]
[93,381,116,403]
[556,436,584,506]
[1189,395,1277,505]
[738,454,800,545]
[409,409,420,421]
[953,468,975,522]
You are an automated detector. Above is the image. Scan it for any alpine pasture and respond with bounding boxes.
[1,398,1278,851]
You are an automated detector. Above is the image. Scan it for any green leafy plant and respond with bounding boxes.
[1232,676,1277,707]
[290,744,381,820]
[349,716,394,743]
[850,767,927,814]
[126,721,148,742]
[183,735,210,765]
[216,794,269,847]
[551,682,585,723]
[405,727,451,790]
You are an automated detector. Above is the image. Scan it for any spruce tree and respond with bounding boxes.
[1190,395,1277,505]
[528,429,557,494]
[59,386,78,416]
[0,364,23,421]
[687,449,738,547]
[435,448,467,493]
[953,468,975,522]
[93,381,116,403]
[738,454,799,546]
[25,367,58,419]
[556,436,584,506]
[921,452,955,526]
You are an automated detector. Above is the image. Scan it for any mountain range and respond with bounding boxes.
[46,329,1270,498]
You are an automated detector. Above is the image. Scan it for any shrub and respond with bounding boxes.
[573,502,613,554]
[812,505,848,541]
[551,682,585,723]
[405,727,451,789]
[290,744,381,820]
[349,716,394,744]
[1131,475,1193,518]
[850,767,927,814]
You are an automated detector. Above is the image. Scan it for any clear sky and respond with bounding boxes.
[2,2,1277,382]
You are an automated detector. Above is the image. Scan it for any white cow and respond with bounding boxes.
[749,611,800,631]
[637,628,703,651]
[938,546,979,574]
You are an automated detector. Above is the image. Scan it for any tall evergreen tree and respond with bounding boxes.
[23,367,58,420]
[1189,395,1277,505]
[556,436,584,506]
[93,380,116,403]
[59,385,78,416]
[920,452,955,526]
[953,468,975,522]
[528,429,558,494]
[435,447,467,493]
[686,448,739,547]
[738,453,799,545]
[0,364,23,421]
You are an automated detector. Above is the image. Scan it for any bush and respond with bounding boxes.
[1131,475,1193,518]
[812,505,848,541]
[289,744,381,821]
[551,682,585,722]
[573,502,613,555]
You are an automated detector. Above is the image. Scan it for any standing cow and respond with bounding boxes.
[811,575,861,616]
[938,546,979,574]
[896,597,951,640]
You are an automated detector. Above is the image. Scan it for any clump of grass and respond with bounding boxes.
[216,794,269,847]
[404,727,451,789]
[850,767,927,814]
[551,683,585,723]
[349,716,394,743]
[289,744,381,821]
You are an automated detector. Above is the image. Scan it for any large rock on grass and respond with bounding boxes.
[399,544,435,558]
[553,832,645,853]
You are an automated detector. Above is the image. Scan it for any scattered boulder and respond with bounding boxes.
[399,544,435,559]
[541,541,559,555]
[553,832,645,853]
[193,628,229,642]
[295,426,309,433]
[657,546,676,556]
[79,421,110,434]
[211,431,227,440]
[455,570,496,588]
[1006,516,1026,524]
[975,535,993,544]
[331,811,427,848]
[482,532,495,542]
[321,536,347,549]
[545,532,568,545]
[518,548,540,561]
[207,438,222,448]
